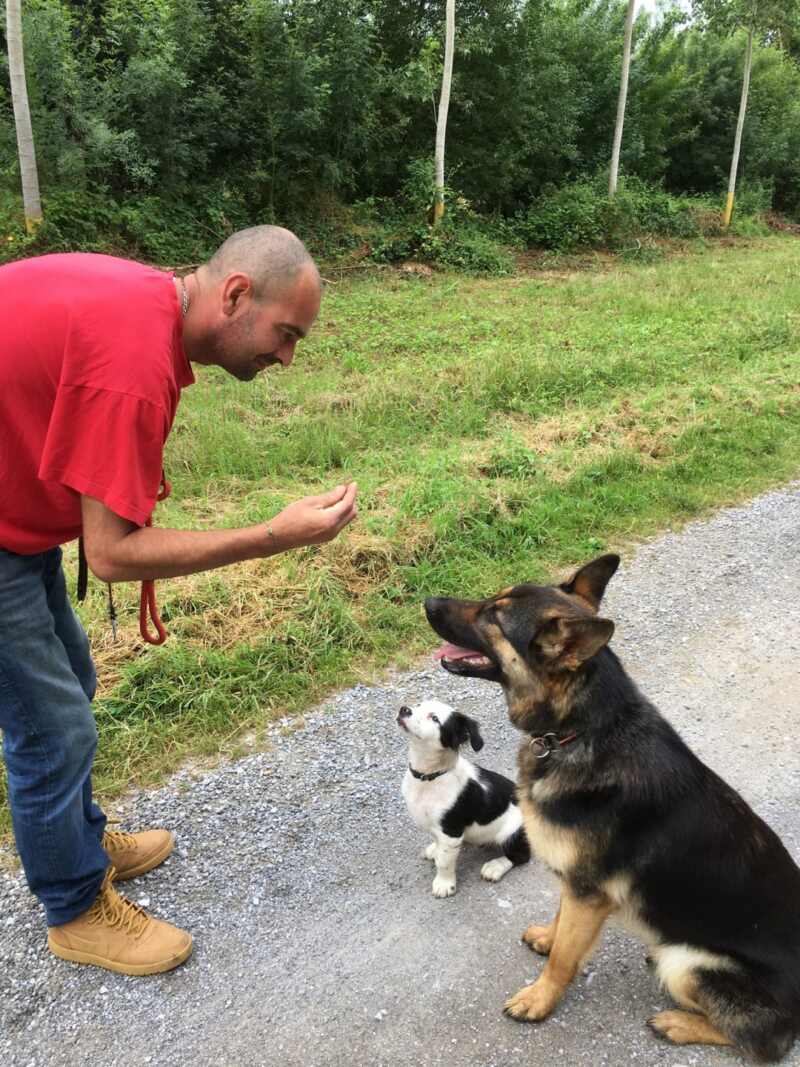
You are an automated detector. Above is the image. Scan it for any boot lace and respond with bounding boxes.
[86,870,150,940]
[103,827,137,851]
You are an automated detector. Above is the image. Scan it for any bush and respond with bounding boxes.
[371,217,514,275]
[0,184,253,267]
[517,175,769,252]
[519,180,605,251]
[731,180,774,219]
[609,177,700,240]
[368,163,514,275]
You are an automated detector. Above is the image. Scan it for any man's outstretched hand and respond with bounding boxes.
[267,482,358,551]
[80,482,359,584]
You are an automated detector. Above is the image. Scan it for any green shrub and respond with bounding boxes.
[731,181,774,219]
[371,217,513,275]
[519,180,605,251]
[519,176,763,252]
[367,164,514,275]
[610,177,699,240]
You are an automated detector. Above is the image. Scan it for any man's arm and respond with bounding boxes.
[81,482,358,583]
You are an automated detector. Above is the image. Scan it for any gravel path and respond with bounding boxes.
[2,484,800,1067]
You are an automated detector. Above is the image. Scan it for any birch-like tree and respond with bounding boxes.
[693,0,799,225]
[609,0,637,198]
[6,0,43,232]
[432,0,455,225]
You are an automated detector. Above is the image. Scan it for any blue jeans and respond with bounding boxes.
[0,546,109,925]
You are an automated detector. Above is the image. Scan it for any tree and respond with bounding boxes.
[724,23,753,225]
[433,0,455,224]
[693,0,800,225]
[5,0,42,232]
[609,0,637,197]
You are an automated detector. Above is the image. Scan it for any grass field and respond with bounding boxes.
[2,236,800,835]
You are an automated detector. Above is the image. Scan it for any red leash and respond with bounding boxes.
[139,476,171,645]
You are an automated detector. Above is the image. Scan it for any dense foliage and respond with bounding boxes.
[1,0,799,263]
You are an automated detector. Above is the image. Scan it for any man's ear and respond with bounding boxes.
[221,272,253,316]
[533,615,615,670]
[560,554,620,610]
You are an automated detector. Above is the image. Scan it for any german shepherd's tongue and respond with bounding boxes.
[433,642,482,662]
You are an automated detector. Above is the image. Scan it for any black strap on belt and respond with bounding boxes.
[76,536,118,638]
[77,536,88,601]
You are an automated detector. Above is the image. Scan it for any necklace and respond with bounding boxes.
[180,275,189,317]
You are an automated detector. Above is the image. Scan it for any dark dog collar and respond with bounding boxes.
[409,765,448,781]
[528,732,580,761]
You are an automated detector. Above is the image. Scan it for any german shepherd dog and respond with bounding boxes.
[425,555,800,1062]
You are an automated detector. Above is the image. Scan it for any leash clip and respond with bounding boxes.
[529,731,580,760]
[529,733,559,760]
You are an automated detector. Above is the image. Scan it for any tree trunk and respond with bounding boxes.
[723,27,754,227]
[609,0,637,199]
[6,0,43,233]
[432,0,455,225]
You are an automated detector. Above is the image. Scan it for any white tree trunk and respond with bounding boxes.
[6,0,43,232]
[609,0,637,199]
[723,27,754,227]
[433,0,455,224]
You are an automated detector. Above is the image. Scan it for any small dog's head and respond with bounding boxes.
[423,555,619,728]
[397,699,484,753]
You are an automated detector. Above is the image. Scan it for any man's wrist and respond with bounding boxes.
[263,519,297,555]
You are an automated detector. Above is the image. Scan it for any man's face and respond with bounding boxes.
[203,264,321,382]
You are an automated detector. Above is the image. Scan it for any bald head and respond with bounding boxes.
[205,225,319,304]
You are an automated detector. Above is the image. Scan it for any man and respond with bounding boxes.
[0,226,358,976]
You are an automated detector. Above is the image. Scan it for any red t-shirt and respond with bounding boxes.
[0,253,194,554]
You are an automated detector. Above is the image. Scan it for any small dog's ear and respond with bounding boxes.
[465,716,484,752]
[441,712,483,751]
[533,615,614,670]
[560,554,620,610]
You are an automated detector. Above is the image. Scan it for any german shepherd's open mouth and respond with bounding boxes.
[432,637,498,681]
[424,555,800,1063]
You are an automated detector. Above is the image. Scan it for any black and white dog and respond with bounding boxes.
[398,699,531,897]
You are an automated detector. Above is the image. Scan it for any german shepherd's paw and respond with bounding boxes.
[503,978,560,1022]
[432,875,456,898]
[648,1010,727,1047]
[521,922,555,955]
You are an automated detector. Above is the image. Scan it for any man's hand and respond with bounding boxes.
[267,482,358,551]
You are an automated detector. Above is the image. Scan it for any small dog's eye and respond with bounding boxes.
[430,714,440,724]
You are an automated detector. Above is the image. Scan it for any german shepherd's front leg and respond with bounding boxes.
[505,888,613,1023]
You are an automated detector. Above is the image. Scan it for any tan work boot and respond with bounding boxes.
[48,869,193,976]
[102,827,175,881]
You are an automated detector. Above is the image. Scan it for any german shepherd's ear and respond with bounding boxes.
[560,554,620,610]
[441,712,485,752]
[533,615,615,670]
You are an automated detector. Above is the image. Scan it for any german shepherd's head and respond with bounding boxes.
[425,554,620,731]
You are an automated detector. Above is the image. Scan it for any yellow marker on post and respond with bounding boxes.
[723,192,735,228]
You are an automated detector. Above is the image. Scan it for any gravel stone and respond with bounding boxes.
[1,483,800,1066]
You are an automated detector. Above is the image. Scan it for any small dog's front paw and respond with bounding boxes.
[503,978,560,1023]
[521,922,555,955]
[481,857,513,882]
[422,842,438,862]
[432,876,456,898]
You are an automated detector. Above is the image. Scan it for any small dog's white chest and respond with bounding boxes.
[402,771,463,831]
